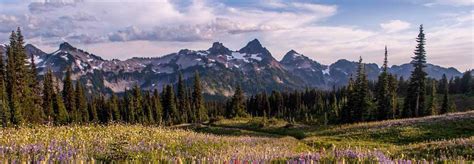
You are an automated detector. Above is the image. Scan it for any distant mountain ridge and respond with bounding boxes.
[0,39,464,96]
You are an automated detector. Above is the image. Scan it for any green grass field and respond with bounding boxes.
[197,111,474,160]
[0,111,472,162]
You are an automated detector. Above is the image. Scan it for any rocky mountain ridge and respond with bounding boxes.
[0,39,464,97]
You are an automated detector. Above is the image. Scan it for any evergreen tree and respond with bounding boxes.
[163,85,178,125]
[186,87,196,123]
[440,74,450,114]
[404,25,428,117]
[376,46,391,120]
[29,52,44,123]
[227,85,247,118]
[131,85,143,123]
[142,91,154,124]
[88,96,99,123]
[110,93,120,122]
[397,76,408,97]
[438,74,448,94]
[460,70,472,94]
[269,91,284,118]
[53,85,68,125]
[0,54,9,127]
[63,67,76,122]
[152,89,163,125]
[261,93,271,118]
[42,70,55,124]
[192,71,207,122]
[75,81,88,123]
[6,31,23,125]
[352,57,373,122]
[15,28,34,120]
[125,91,135,123]
[177,72,189,123]
[387,74,398,118]
[341,75,355,123]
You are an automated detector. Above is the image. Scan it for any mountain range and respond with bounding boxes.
[0,39,463,97]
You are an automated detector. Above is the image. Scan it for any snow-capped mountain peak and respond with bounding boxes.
[14,39,462,96]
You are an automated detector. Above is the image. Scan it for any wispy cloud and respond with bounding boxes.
[380,20,411,33]
[425,0,474,7]
[0,0,337,44]
[0,0,471,70]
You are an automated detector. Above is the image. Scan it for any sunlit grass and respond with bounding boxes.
[0,111,472,162]
[202,111,474,161]
[0,124,311,162]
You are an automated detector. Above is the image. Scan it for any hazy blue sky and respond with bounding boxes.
[0,0,472,70]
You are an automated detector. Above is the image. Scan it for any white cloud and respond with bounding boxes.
[380,20,411,33]
[0,0,337,44]
[0,0,472,71]
[430,0,474,6]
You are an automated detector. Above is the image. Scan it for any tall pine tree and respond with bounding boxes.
[152,89,163,125]
[376,46,391,120]
[387,74,398,118]
[0,54,10,127]
[63,67,77,123]
[192,71,207,123]
[43,69,55,124]
[404,25,428,118]
[6,30,23,125]
[177,72,190,123]
[460,71,472,94]
[162,85,178,125]
[341,75,355,123]
[29,52,44,123]
[75,81,88,123]
[131,85,143,123]
[53,85,68,125]
[353,57,373,122]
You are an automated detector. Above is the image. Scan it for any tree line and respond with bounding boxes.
[222,25,473,124]
[0,28,210,126]
[0,26,472,127]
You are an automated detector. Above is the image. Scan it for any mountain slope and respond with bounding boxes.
[0,39,461,96]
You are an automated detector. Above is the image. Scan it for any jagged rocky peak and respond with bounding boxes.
[178,49,194,55]
[25,44,47,58]
[208,42,231,55]
[25,44,42,52]
[281,49,321,66]
[239,39,267,54]
[59,42,76,51]
[287,49,299,55]
[282,50,304,61]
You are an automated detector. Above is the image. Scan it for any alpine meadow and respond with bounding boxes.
[0,0,473,163]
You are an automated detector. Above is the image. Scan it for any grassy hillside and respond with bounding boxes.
[198,111,474,160]
[0,111,472,162]
[0,125,311,162]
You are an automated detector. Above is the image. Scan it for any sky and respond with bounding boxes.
[0,0,472,70]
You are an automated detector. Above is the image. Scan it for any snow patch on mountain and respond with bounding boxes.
[197,51,209,56]
[323,67,330,75]
[230,52,246,61]
[249,54,262,61]
[104,79,135,92]
[34,55,42,64]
